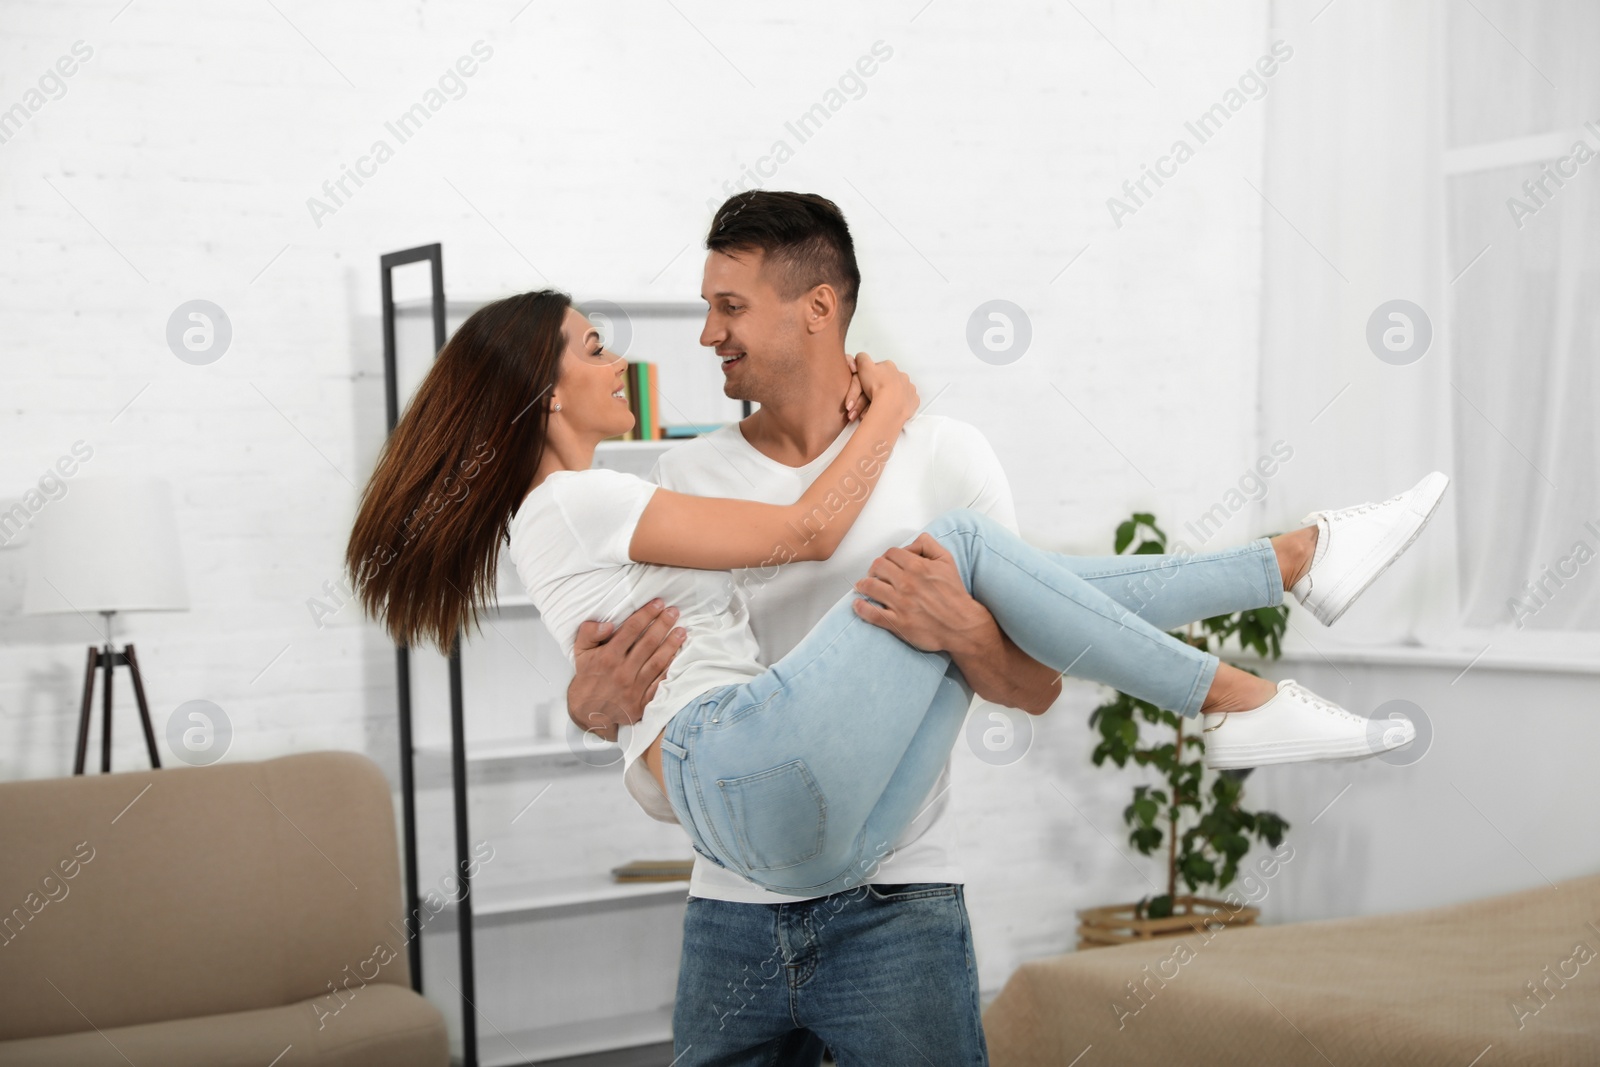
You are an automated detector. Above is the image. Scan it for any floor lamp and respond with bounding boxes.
[23,476,190,774]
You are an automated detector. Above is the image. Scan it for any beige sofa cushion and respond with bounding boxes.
[0,984,445,1067]
[0,750,442,1062]
[982,872,1600,1066]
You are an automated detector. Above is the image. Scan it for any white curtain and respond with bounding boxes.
[1256,0,1599,653]
[1255,0,1456,648]
[1444,0,1600,633]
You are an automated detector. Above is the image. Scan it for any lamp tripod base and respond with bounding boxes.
[75,642,162,775]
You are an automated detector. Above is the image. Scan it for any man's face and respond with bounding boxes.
[699,248,807,404]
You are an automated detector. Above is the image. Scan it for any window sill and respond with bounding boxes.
[1234,636,1600,677]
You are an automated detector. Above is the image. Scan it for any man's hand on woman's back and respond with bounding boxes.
[567,599,686,742]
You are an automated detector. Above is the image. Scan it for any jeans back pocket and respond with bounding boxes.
[717,759,827,872]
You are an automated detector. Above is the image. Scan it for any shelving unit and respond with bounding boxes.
[420,857,690,1064]
[473,1010,676,1066]
[409,684,693,1061]
[450,873,695,917]
[378,245,746,1066]
[414,737,574,762]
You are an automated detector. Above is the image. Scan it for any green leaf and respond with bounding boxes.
[1114,520,1136,555]
[1216,860,1239,891]
[1126,792,1161,829]
[1180,852,1216,889]
[1130,825,1163,854]
[1211,774,1242,806]
[1254,812,1290,847]
[1217,832,1251,861]
[1096,508,1294,899]
[1148,742,1177,775]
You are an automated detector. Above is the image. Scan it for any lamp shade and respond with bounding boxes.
[23,476,190,616]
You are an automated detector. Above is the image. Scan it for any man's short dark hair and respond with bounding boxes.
[706,191,861,334]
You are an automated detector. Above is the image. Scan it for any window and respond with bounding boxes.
[1443,0,1600,632]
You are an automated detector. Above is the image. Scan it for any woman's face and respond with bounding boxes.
[552,307,633,440]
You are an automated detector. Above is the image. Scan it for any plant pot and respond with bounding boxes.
[1075,895,1259,950]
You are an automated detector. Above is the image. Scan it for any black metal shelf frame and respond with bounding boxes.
[377,246,752,1067]
[379,243,480,1066]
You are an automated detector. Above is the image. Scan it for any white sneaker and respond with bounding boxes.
[1201,679,1415,770]
[1289,471,1450,626]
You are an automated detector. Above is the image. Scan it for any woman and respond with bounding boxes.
[347,290,1447,898]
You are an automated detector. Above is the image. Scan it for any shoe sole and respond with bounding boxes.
[1327,736,1418,763]
[1312,471,1450,627]
[1204,730,1413,770]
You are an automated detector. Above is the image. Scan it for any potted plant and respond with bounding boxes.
[1076,512,1291,949]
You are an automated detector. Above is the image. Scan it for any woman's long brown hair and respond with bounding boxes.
[345,289,571,654]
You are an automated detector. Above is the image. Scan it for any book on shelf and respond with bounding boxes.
[610,858,694,882]
[601,362,723,443]
[663,423,725,438]
[645,360,660,440]
[633,360,656,441]
[601,360,655,442]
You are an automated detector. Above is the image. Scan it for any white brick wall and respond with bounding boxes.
[2,0,1275,1003]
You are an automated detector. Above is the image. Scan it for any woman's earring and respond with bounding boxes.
[552,402,562,412]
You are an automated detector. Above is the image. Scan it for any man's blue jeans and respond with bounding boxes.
[672,881,987,1066]
[658,508,1283,898]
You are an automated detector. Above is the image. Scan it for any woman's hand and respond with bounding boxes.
[844,351,867,421]
[851,352,919,425]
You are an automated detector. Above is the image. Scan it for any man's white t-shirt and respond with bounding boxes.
[652,413,1019,904]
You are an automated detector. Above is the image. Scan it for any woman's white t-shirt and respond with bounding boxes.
[507,467,768,822]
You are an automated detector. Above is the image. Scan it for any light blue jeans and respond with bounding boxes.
[658,508,1283,898]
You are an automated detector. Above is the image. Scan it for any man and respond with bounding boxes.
[567,191,1061,1064]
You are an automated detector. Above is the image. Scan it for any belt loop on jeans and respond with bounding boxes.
[658,736,688,761]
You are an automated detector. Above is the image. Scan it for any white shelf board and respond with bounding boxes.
[1234,643,1600,677]
[446,872,691,918]
[415,737,598,762]
[596,439,683,449]
[476,1006,674,1064]
[393,296,704,316]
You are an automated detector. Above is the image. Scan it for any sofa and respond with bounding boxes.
[0,750,449,1066]
[982,872,1600,1066]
